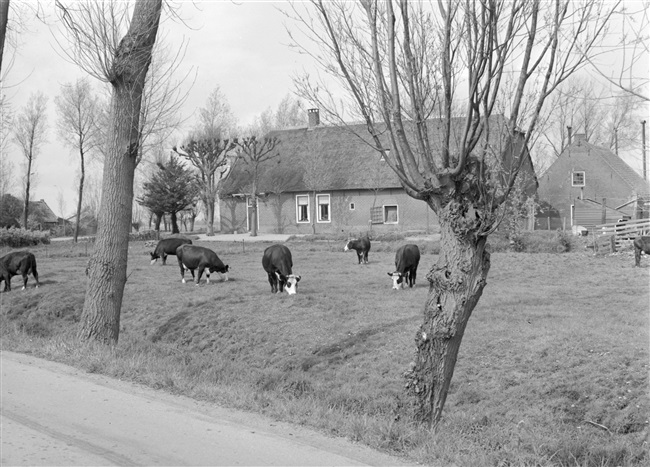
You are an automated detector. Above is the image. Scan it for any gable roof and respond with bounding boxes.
[29,199,59,223]
[221,114,536,196]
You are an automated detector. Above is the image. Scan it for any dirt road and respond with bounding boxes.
[1,351,408,466]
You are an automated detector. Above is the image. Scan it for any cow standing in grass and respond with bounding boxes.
[150,237,192,265]
[262,244,301,295]
[344,236,371,264]
[633,236,650,267]
[388,244,421,289]
[0,251,40,292]
[176,244,229,285]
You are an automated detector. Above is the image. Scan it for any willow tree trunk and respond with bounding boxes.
[79,0,162,344]
[404,199,491,428]
[74,151,84,243]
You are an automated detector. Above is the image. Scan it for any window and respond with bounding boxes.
[572,171,585,187]
[296,195,310,223]
[370,206,383,224]
[316,194,330,223]
[384,205,398,224]
[349,202,355,211]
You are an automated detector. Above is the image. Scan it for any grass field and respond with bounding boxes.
[1,237,648,466]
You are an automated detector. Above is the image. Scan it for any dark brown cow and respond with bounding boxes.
[262,244,301,294]
[634,236,650,267]
[0,251,40,292]
[344,236,371,264]
[176,244,229,285]
[150,237,192,265]
[387,244,421,289]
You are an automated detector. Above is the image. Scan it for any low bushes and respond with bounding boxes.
[0,228,51,248]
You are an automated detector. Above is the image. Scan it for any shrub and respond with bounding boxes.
[486,230,578,254]
[0,228,51,248]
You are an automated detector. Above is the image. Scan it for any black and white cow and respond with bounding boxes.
[344,236,371,264]
[150,237,192,265]
[262,244,301,295]
[387,244,420,289]
[633,236,650,267]
[0,251,40,292]
[175,244,229,285]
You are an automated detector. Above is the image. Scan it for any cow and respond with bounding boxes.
[344,236,371,264]
[175,244,229,285]
[150,237,192,265]
[633,236,650,267]
[387,244,421,289]
[0,251,40,292]
[262,244,301,295]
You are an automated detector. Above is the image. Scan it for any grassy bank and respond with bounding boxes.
[1,237,648,466]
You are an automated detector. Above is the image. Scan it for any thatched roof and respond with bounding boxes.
[221,114,535,196]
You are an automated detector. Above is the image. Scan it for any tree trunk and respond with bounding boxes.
[74,152,85,243]
[404,200,490,428]
[23,152,33,228]
[79,0,162,345]
[0,0,9,75]
[206,200,215,236]
[170,211,179,234]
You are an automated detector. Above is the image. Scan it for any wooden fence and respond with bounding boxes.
[590,218,650,253]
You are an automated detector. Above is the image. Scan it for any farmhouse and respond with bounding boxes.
[537,134,650,230]
[219,110,537,235]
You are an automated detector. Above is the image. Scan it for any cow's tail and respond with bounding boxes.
[29,254,39,282]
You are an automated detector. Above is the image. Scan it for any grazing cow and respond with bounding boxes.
[175,244,229,285]
[150,237,192,265]
[387,244,421,289]
[344,236,371,264]
[0,251,40,292]
[262,244,301,295]
[634,236,650,267]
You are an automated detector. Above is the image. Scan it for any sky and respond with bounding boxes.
[2,1,316,216]
[2,0,649,219]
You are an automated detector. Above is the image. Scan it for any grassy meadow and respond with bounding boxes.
[1,235,648,466]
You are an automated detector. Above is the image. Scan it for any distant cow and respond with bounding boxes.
[175,244,229,285]
[388,244,421,289]
[262,244,301,295]
[150,237,192,265]
[344,236,371,264]
[0,251,40,292]
[634,236,650,267]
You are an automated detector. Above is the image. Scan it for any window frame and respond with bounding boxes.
[295,194,310,223]
[316,193,331,223]
[572,171,586,187]
[383,204,399,224]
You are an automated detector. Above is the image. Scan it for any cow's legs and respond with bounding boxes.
[363,252,369,264]
[162,253,167,265]
[267,272,277,293]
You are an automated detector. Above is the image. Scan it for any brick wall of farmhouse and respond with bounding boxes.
[220,189,439,235]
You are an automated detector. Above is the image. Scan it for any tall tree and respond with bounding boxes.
[13,91,47,228]
[0,0,9,75]
[0,94,13,196]
[56,0,163,344]
[137,154,198,234]
[235,136,280,236]
[173,138,235,235]
[55,77,102,242]
[287,0,617,428]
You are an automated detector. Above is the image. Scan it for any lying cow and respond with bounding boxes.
[634,236,650,267]
[0,251,40,292]
[262,244,301,295]
[388,244,421,289]
[176,244,229,285]
[150,237,192,265]
[344,236,371,264]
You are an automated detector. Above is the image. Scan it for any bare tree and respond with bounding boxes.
[0,0,9,75]
[173,139,236,236]
[55,77,102,242]
[234,136,280,236]
[0,93,13,196]
[56,0,163,344]
[194,86,237,140]
[287,0,617,428]
[13,91,47,228]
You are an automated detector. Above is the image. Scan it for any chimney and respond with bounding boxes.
[308,108,320,128]
[567,126,572,146]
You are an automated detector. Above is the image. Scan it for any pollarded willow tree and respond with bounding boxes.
[287,0,618,427]
[56,0,163,344]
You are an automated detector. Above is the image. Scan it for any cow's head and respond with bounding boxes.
[387,272,404,290]
[277,272,301,295]
[210,264,230,281]
[344,240,356,252]
[150,252,159,265]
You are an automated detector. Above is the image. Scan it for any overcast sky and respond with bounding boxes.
[2,1,315,215]
[2,0,648,217]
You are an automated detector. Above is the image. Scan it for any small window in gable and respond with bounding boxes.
[349,202,355,211]
[572,171,585,187]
